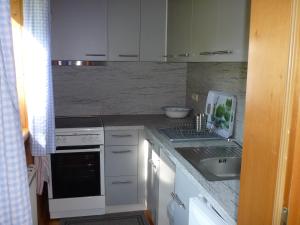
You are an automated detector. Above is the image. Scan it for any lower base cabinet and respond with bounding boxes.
[173,169,199,225]
[146,137,176,225]
[104,128,141,207]
[105,176,138,205]
[157,150,176,225]
[147,141,160,225]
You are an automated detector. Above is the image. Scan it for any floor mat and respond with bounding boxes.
[60,211,150,225]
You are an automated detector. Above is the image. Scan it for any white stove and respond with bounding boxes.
[48,116,105,218]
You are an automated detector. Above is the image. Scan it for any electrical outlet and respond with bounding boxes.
[191,93,199,102]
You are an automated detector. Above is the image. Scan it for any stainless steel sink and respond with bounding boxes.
[175,146,242,181]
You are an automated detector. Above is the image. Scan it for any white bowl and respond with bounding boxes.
[162,106,192,118]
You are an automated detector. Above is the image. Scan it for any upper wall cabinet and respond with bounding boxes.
[140,0,167,61]
[107,0,167,61]
[51,0,167,62]
[167,0,193,62]
[167,0,250,62]
[51,0,108,61]
[107,0,140,61]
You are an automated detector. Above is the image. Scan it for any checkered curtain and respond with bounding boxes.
[23,0,55,156]
[0,1,32,224]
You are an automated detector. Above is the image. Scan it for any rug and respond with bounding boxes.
[60,211,150,225]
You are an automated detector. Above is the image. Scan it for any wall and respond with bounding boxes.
[186,62,247,142]
[53,62,187,116]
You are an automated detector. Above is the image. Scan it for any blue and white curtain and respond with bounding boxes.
[0,1,32,224]
[23,0,55,156]
[23,0,55,194]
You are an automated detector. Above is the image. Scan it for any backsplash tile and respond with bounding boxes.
[53,62,187,116]
[186,62,247,142]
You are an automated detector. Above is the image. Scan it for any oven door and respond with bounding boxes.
[49,145,105,199]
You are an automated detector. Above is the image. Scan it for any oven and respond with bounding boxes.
[51,148,103,199]
[48,124,105,219]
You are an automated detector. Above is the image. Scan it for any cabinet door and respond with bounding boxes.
[190,0,219,61]
[108,0,140,61]
[147,143,160,225]
[106,176,138,205]
[167,0,193,61]
[173,170,199,225]
[157,151,176,225]
[105,145,138,176]
[140,0,167,61]
[214,0,250,61]
[51,0,107,61]
[190,0,250,62]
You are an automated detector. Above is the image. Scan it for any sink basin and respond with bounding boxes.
[175,146,242,181]
[196,157,241,181]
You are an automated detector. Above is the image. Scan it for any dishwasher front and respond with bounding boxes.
[189,196,228,225]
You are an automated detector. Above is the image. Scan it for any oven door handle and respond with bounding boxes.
[54,148,101,153]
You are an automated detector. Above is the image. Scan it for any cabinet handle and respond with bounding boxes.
[118,54,139,57]
[111,150,132,154]
[162,54,174,58]
[111,134,133,138]
[177,53,190,57]
[171,192,186,209]
[199,50,233,55]
[112,181,132,185]
[85,54,106,56]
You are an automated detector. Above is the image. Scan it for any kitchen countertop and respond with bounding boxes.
[102,114,240,223]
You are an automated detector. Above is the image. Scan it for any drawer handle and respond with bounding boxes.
[162,54,174,58]
[85,54,106,56]
[171,192,185,209]
[112,181,132,185]
[111,134,133,138]
[118,54,139,57]
[199,50,233,55]
[177,53,190,57]
[111,150,132,154]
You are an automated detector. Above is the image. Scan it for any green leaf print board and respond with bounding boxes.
[205,91,237,138]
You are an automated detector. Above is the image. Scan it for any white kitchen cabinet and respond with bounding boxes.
[190,0,250,62]
[106,176,138,205]
[140,0,167,61]
[213,0,250,61]
[190,0,219,59]
[167,0,193,62]
[173,169,199,225]
[108,0,140,61]
[147,141,160,225]
[105,128,139,206]
[157,150,176,225]
[105,129,139,146]
[167,0,250,62]
[51,0,107,61]
[105,145,138,176]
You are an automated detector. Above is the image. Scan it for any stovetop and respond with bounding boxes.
[55,116,103,129]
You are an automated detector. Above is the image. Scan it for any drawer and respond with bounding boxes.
[105,146,137,176]
[105,176,138,205]
[105,130,138,146]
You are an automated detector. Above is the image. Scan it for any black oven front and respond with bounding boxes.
[50,144,104,199]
